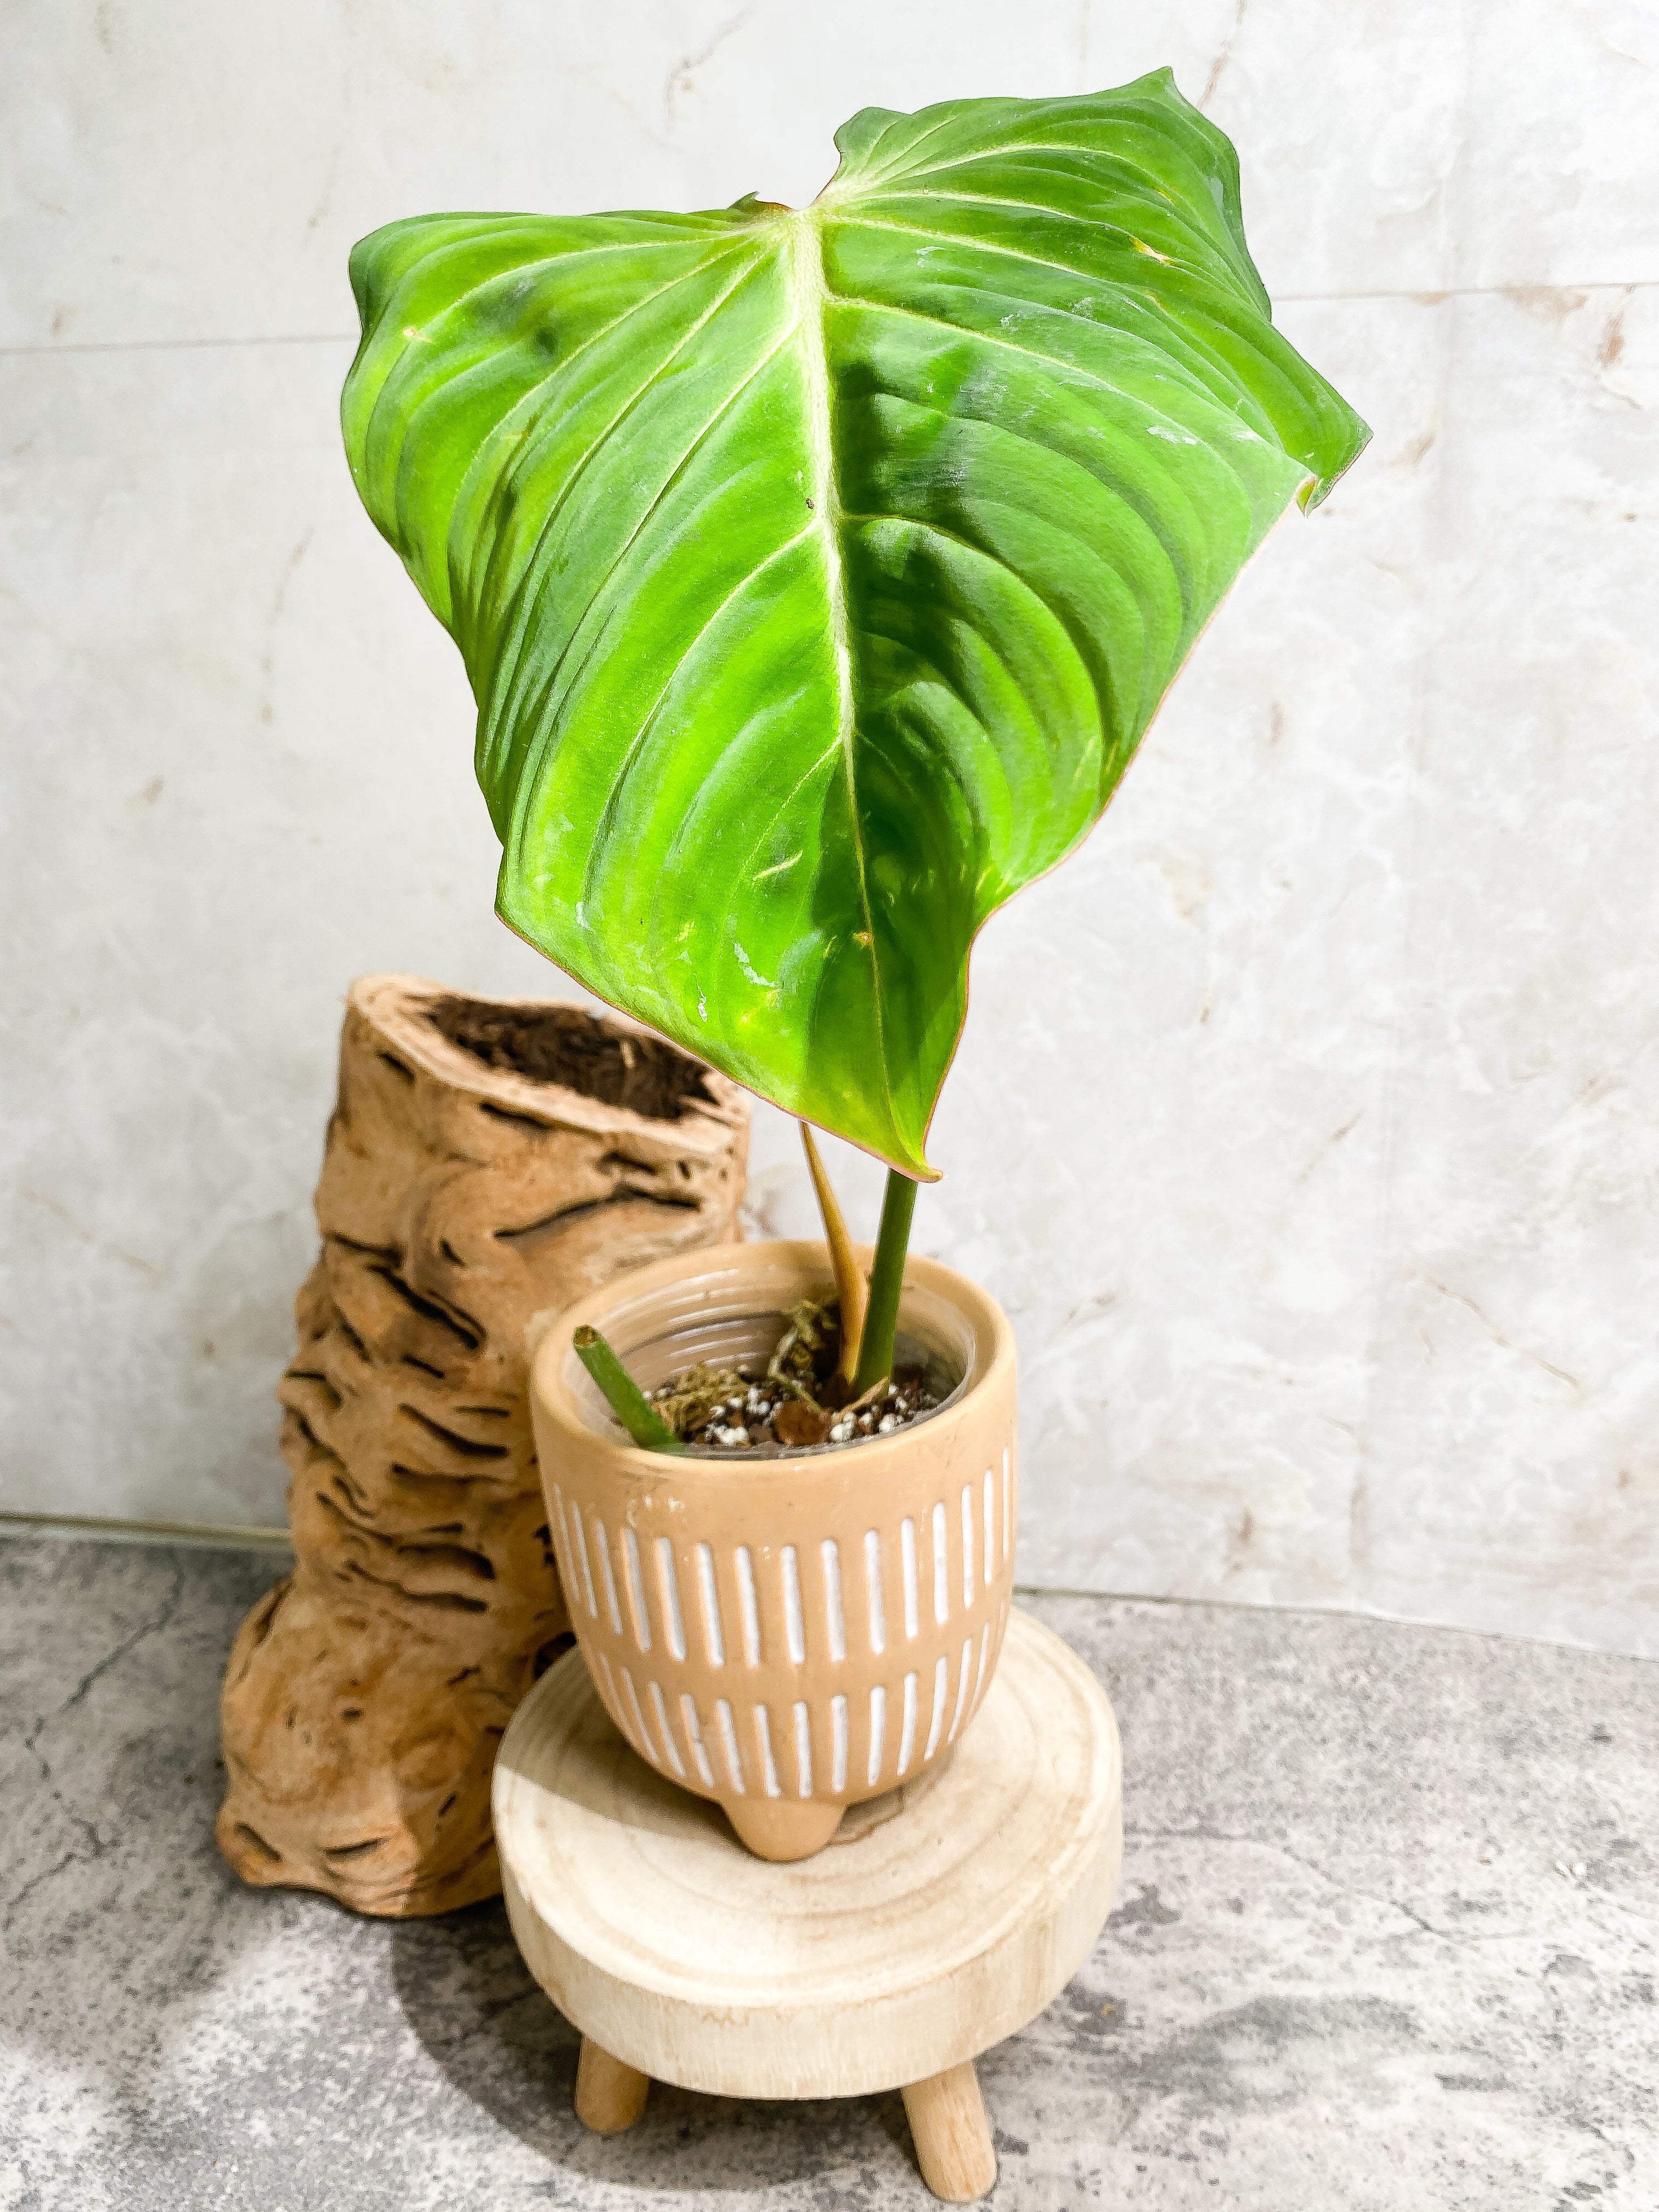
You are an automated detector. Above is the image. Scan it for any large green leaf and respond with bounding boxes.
[343,70,1368,1177]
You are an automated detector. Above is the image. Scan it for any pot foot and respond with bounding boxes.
[724,1797,845,1861]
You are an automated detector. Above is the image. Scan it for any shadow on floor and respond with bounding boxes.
[388,1900,919,2199]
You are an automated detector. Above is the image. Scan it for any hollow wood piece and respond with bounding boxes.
[902,2062,997,2203]
[575,2037,650,2133]
[723,1796,845,1861]
[216,973,748,1917]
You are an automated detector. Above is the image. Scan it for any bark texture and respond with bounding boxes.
[217,973,749,1916]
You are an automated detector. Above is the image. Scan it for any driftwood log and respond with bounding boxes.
[217,973,749,1916]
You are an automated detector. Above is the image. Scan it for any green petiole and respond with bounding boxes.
[573,1325,686,1453]
[853,1168,919,1398]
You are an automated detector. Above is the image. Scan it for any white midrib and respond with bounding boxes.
[783,208,894,1120]
[783,211,857,808]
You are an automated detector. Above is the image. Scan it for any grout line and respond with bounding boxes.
[4,276,1657,363]
[0,1510,293,1553]
[0,332,358,359]
[1277,277,1659,305]
[1344,27,1475,1604]
[1334,1,1476,1610]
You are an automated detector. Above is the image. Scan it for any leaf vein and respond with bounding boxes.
[580,522,819,903]
[479,248,779,788]
[787,211,895,1136]
[499,315,798,844]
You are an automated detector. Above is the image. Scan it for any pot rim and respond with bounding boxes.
[530,1239,1015,1491]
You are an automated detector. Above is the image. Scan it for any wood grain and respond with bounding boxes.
[574,2038,650,2133]
[902,2063,998,2202]
[494,1607,1122,2098]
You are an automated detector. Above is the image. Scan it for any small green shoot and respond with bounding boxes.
[573,1325,685,1453]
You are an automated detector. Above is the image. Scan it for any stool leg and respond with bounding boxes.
[574,2036,650,2133]
[901,2061,997,2202]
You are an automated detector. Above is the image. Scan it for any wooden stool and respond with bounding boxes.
[493,1608,1122,2202]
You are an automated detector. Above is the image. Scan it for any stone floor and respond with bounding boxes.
[1,1533,1654,2212]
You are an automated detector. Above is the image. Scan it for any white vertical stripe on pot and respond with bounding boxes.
[595,1651,624,1739]
[924,1654,950,1762]
[680,1694,715,1788]
[781,1544,806,1664]
[960,1484,974,1607]
[647,1679,686,1779]
[793,1701,812,1797]
[735,1545,761,1666]
[553,1495,579,1619]
[932,1500,949,1625]
[695,1542,725,1666]
[754,1704,781,1798]
[972,1621,990,1713]
[548,1485,582,1616]
[821,1538,846,1661]
[619,1668,658,1765]
[831,1693,849,1792]
[983,1471,995,1587]
[620,1527,652,1652]
[714,1698,746,1793]
[1002,1448,1012,1561]
[655,1538,687,1661]
[948,1637,974,1742]
[863,1528,887,1654]
[900,1517,919,1641]
[593,1520,624,1635]
[898,1671,918,1775]
[565,1500,597,1619]
[867,1683,887,1786]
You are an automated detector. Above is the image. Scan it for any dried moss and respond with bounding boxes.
[765,1291,843,1411]
[653,1362,751,1443]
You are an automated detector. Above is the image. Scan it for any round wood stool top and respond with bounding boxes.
[493,1607,1122,2100]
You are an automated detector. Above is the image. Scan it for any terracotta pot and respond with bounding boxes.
[528,1240,1018,1861]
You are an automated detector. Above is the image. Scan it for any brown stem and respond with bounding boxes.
[799,1122,867,1389]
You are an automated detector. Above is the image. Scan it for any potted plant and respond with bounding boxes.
[341,70,1367,1858]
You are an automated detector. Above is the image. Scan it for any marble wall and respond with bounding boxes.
[3,2,1655,1653]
